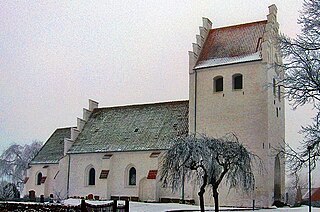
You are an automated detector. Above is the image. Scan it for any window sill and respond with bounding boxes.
[124,185,136,188]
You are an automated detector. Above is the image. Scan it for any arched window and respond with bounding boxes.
[37,172,42,185]
[233,74,243,90]
[88,168,95,185]
[213,76,223,92]
[129,167,136,185]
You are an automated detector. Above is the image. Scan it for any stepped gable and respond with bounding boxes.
[30,127,72,164]
[68,100,189,154]
[195,20,267,69]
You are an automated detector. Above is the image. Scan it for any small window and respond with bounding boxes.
[99,170,110,179]
[129,167,136,185]
[233,74,243,90]
[278,85,281,101]
[88,168,95,185]
[150,152,161,158]
[213,76,223,92]
[37,172,42,185]
[273,78,276,96]
[276,108,279,117]
[102,154,113,159]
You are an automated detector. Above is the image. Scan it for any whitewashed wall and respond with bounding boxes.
[23,164,58,198]
[68,150,187,201]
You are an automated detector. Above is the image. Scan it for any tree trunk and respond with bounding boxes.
[198,172,208,212]
[198,190,205,212]
[213,188,219,212]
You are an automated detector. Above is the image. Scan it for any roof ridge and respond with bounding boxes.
[92,99,189,112]
[211,20,267,31]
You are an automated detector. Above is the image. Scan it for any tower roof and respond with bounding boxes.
[195,20,267,69]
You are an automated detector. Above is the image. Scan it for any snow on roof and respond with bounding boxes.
[194,52,262,69]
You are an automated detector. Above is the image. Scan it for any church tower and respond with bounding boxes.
[188,5,285,207]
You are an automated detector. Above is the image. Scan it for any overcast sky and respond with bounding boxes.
[0,0,312,155]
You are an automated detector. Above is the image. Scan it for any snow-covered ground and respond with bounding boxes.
[62,198,113,206]
[129,202,320,212]
[61,199,320,211]
[2,200,320,211]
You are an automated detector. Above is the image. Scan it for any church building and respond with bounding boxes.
[24,5,285,208]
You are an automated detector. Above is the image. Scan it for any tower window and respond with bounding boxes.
[233,74,243,90]
[88,168,95,185]
[129,167,136,185]
[278,85,281,101]
[213,76,223,92]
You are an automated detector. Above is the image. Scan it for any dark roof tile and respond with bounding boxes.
[68,101,189,153]
[30,127,71,164]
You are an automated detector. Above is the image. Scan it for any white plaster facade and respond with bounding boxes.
[24,5,285,208]
[24,164,59,198]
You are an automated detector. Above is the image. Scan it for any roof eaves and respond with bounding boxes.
[193,53,262,70]
[67,148,169,155]
[194,58,262,70]
[29,161,59,165]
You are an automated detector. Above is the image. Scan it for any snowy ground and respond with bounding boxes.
[62,198,113,206]
[2,200,320,211]
[129,202,320,212]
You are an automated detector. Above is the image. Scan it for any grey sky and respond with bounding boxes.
[0,0,312,154]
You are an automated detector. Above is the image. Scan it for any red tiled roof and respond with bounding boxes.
[303,187,320,201]
[196,20,267,68]
[147,170,158,179]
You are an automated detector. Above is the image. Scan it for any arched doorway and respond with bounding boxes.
[274,155,281,201]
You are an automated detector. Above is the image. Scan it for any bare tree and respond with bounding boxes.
[0,141,42,192]
[286,172,308,206]
[205,134,255,212]
[160,135,211,212]
[278,0,320,172]
[160,134,255,212]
